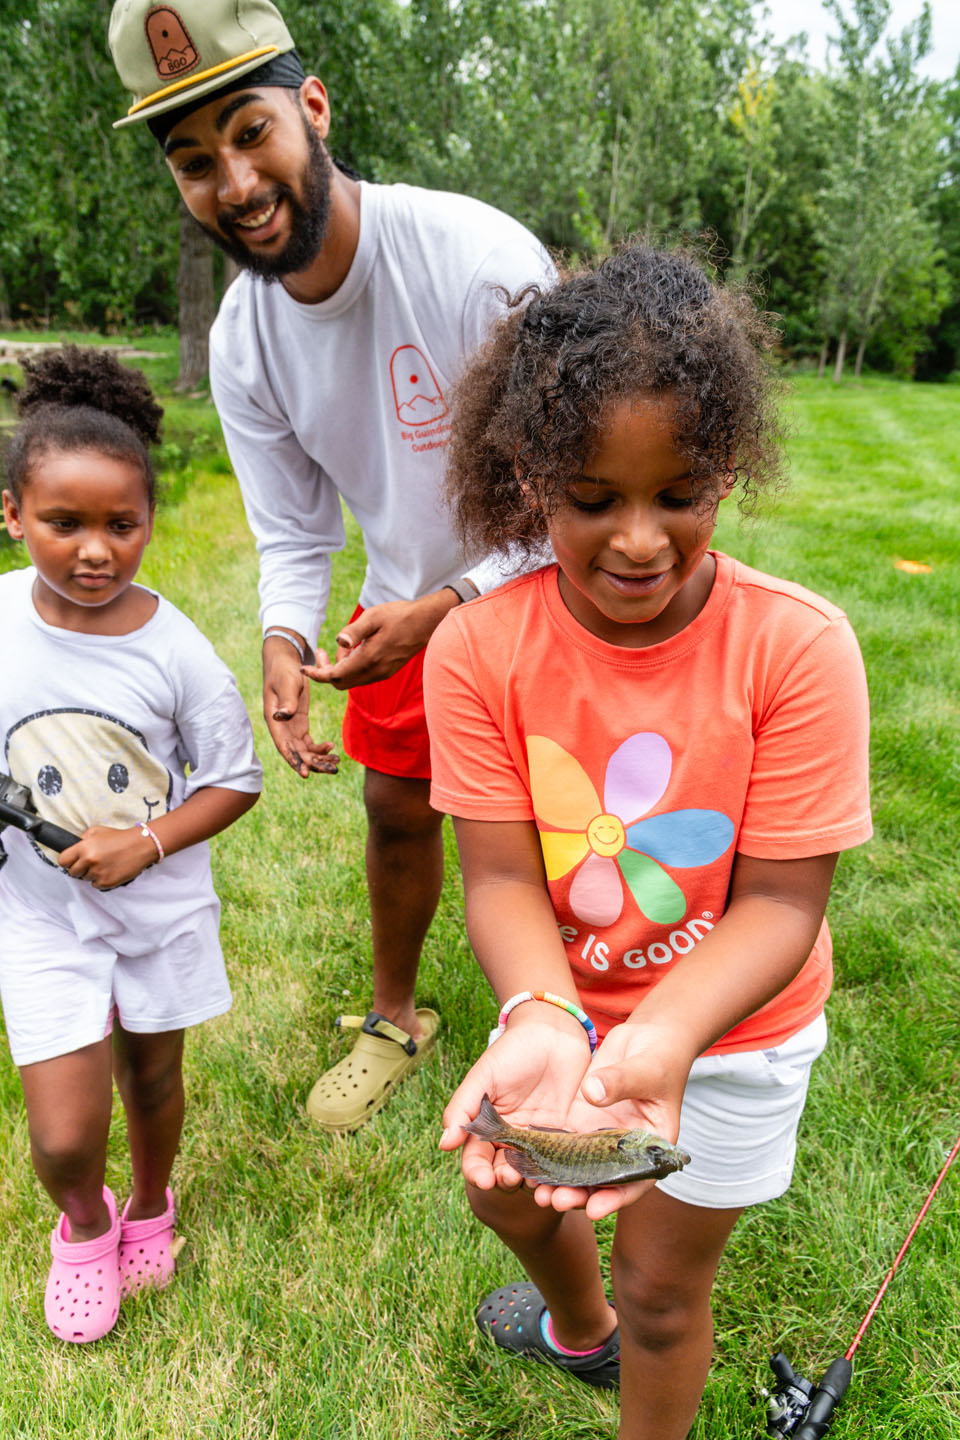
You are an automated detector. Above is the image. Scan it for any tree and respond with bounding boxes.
[815,0,944,378]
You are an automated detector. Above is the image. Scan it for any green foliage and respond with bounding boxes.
[0,1,178,328]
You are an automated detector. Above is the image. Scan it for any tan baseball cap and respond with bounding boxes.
[109,0,296,129]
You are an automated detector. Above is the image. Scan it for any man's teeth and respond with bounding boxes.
[236,201,278,229]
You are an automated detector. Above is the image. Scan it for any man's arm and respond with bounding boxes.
[210,336,345,773]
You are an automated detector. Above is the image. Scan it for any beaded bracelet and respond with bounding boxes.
[139,822,165,863]
[488,990,598,1053]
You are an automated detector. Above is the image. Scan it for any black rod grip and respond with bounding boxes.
[793,1358,853,1439]
[0,799,81,853]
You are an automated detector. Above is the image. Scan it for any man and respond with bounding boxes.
[108,0,553,1130]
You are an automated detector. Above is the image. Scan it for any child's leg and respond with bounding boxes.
[112,1027,184,1220]
[467,1180,616,1350]
[19,1037,115,1240]
[612,1187,742,1440]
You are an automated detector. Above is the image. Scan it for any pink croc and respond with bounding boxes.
[119,1188,177,1297]
[44,1186,121,1344]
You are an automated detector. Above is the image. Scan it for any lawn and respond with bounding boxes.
[0,359,957,1438]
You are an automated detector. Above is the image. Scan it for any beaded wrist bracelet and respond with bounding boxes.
[139,822,164,863]
[488,990,598,1053]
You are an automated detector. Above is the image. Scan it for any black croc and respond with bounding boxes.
[475,1281,620,1390]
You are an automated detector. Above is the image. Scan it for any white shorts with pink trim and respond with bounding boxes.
[0,874,231,1067]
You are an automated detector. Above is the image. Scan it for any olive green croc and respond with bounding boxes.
[305,1008,439,1132]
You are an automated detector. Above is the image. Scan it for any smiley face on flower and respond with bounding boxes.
[527,732,734,927]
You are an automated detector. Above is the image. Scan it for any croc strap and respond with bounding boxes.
[335,1010,418,1056]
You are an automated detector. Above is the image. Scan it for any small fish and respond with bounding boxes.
[463,1093,690,1188]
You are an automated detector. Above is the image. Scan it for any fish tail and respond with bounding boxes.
[462,1093,505,1143]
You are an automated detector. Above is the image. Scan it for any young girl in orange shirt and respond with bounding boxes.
[424,244,872,1437]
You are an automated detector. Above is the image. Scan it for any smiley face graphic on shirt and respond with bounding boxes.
[5,709,172,866]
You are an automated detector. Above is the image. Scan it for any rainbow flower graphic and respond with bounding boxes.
[528,733,734,927]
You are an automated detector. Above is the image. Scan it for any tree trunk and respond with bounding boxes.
[832,324,847,382]
[176,201,215,392]
[853,337,867,378]
[817,340,829,378]
[222,256,241,292]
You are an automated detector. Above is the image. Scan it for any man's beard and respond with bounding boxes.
[201,117,333,283]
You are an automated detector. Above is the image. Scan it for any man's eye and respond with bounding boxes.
[237,121,265,144]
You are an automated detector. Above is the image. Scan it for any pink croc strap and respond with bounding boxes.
[120,1188,175,1238]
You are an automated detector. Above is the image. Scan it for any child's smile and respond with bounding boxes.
[2,449,155,633]
[549,394,730,648]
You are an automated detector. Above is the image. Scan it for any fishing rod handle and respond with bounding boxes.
[0,798,81,853]
[32,818,83,853]
[792,1358,853,1439]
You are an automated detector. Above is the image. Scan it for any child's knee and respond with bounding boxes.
[122,1063,182,1115]
[465,1179,557,1243]
[28,1114,105,1179]
[114,1041,183,1112]
[611,1251,703,1353]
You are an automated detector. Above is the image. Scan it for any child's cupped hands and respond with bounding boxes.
[441,1016,693,1221]
[557,1020,693,1220]
[441,1019,593,1193]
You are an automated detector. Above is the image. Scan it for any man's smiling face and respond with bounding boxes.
[164,83,333,281]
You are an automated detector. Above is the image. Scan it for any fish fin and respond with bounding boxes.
[502,1148,554,1184]
[524,1122,571,1135]
[462,1093,503,1143]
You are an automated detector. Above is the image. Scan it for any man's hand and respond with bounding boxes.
[302,589,462,691]
[263,634,339,777]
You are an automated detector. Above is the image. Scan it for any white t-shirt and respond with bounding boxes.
[0,567,262,956]
[209,181,555,642]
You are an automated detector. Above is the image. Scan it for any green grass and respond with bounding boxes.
[1,367,958,1436]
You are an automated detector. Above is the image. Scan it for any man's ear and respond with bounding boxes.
[299,76,331,139]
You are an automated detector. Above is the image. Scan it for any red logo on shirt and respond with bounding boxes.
[390,346,449,427]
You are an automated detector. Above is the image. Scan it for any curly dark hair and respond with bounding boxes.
[446,242,784,558]
[4,346,163,504]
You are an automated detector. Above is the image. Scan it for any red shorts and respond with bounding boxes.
[340,606,431,780]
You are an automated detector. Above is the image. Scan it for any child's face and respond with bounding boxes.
[2,448,154,627]
[548,394,729,647]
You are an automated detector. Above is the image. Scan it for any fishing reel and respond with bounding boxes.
[760,1352,852,1438]
[0,770,80,853]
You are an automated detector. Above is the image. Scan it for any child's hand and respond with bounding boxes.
[536,1020,693,1220]
[58,826,159,890]
[441,1018,593,1193]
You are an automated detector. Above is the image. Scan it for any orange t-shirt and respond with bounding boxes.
[424,555,872,1053]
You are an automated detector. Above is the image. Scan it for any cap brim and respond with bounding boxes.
[113,45,288,129]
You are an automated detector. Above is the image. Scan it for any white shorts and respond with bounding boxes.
[0,878,232,1067]
[656,1012,827,1210]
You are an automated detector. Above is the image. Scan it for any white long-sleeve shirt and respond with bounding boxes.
[209,181,555,642]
